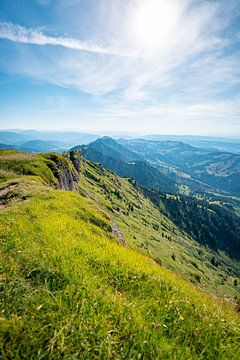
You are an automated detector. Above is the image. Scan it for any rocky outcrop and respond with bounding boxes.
[47,152,81,192]
[69,150,81,173]
[57,159,76,191]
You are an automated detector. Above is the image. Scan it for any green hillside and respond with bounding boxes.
[76,156,240,297]
[75,137,240,263]
[0,150,240,359]
[74,137,176,194]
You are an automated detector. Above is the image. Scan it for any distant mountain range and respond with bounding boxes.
[142,135,240,154]
[2,129,240,196]
[0,140,68,153]
[0,130,99,152]
[72,137,176,194]
[1,129,240,154]
[71,136,240,197]
[119,138,240,196]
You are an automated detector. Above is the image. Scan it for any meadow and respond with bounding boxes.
[0,150,239,359]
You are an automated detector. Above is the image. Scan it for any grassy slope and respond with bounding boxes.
[77,157,240,300]
[0,151,240,359]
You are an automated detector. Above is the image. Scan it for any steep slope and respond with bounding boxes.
[73,137,176,194]
[1,150,239,298]
[0,150,240,359]
[136,185,240,259]
[76,155,240,297]
[72,138,240,264]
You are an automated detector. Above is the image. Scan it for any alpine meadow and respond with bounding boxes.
[0,1,240,359]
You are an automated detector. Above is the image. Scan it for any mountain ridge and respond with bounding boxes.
[72,137,177,194]
[70,137,240,261]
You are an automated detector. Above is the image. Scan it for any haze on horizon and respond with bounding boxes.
[0,0,240,136]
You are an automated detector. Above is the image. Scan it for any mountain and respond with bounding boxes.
[20,139,69,153]
[0,142,21,150]
[15,129,100,145]
[72,137,240,259]
[142,135,240,154]
[0,131,31,145]
[0,139,69,153]
[0,149,239,359]
[72,136,143,161]
[0,130,99,150]
[119,138,240,196]
[73,137,176,194]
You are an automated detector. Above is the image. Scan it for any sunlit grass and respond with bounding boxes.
[1,188,239,359]
[0,150,239,358]
[78,157,240,299]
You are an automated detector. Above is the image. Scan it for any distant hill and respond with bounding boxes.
[119,138,240,196]
[0,131,31,145]
[72,137,176,194]
[15,130,99,146]
[20,139,69,153]
[0,139,68,153]
[142,135,240,154]
[0,142,20,150]
[0,130,99,150]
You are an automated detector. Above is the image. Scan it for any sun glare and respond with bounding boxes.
[131,0,179,52]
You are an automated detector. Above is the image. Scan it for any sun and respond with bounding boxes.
[131,0,179,52]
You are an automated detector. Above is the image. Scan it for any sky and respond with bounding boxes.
[0,0,240,135]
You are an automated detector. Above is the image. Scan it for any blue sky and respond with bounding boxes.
[0,0,240,135]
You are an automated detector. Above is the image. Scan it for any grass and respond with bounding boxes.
[1,190,240,359]
[0,150,239,301]
[0,151,62,187]
[77,157,240,300]
[0,150,240,359]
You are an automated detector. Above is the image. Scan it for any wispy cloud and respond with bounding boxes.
[0,22,133,57]
[0,0,240,134]
[0,1,239,99]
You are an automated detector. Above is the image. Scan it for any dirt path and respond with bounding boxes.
[111,220,127,247]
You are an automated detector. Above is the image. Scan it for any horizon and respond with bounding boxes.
[1,0,240,135]
[1,128,240,141]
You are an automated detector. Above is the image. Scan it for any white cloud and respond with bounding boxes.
[75,96,240,135]
[0,0,239,99]
[0,0,240,134]
[0,22,134,57]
